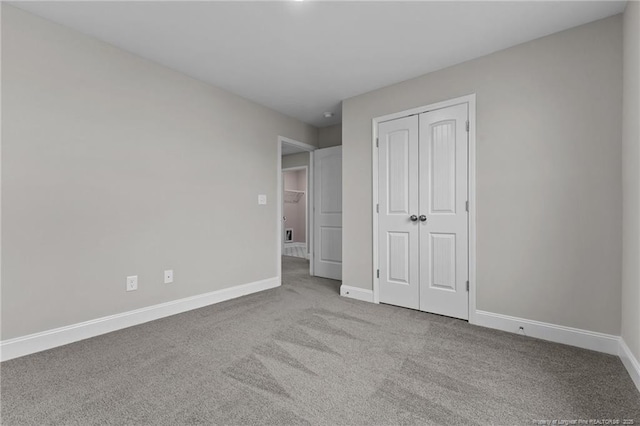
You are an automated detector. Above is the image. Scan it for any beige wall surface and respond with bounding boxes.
[622,1,640,360]
[282,152,310,169]
[319,124,342,148]
[342,16,623,334]
[1,6,317,339]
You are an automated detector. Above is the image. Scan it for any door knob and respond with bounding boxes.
[410,215,418,222]
[419,215,427,222]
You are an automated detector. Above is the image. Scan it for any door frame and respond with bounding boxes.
[371,94,477,324]
[277,136,316,281]
[282,165,309,256]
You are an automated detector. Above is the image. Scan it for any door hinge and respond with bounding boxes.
[376,137,379,148]
[466,121,469,132]
[466,281,469,291]
[377,269,380,279]
[376,204,379,213]
[465,201,469,212]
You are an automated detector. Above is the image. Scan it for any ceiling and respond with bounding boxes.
[13,1,626,128]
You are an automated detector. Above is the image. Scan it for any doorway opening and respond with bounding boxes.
[282,166,308,260]
[277,137,316,280]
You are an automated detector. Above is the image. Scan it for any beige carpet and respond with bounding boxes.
[1,256,639,425]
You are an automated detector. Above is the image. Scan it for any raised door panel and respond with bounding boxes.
[320,155,342,214]
[430,121,457,215]
[387,130,410,215]
[387,232,410,284]
[430,233,456,291]
[320,227,342,263]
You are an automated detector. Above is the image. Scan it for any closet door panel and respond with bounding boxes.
[419,104,469,320]
[378,116,420,309]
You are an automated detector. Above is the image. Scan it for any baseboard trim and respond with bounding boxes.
[284,242,306,248]
[340,285,374,303]
[0,276,280,362]
[474,310,620,355]
[620,339,640,392]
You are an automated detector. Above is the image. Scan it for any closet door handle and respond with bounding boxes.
[419,215,427,222]
[409,215,418,222]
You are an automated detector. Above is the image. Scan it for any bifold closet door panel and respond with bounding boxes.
[418,103,469,320]
[378,115,420,309]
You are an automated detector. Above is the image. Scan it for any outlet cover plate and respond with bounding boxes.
[126,275,138,291]
[164,270,173,284]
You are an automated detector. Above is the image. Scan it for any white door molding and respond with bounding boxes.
[371,94,477,323]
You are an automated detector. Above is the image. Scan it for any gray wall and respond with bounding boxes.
[318,124,342,148]
[1,6,318,339]
[622,1,640,361]
[282,152,310,169]
[342,16,623,335]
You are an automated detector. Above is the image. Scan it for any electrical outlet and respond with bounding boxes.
[126,275,138,292]
[258,194,267,205]
[164,270,173,284]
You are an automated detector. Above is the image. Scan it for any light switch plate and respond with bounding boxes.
[258,194,267,205]
[164,270,173,284]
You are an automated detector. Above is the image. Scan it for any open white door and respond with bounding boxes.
[313,146,342,280]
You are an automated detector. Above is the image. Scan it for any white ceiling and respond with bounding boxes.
[13,1,626,127]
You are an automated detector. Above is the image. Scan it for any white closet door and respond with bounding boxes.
[419,104,469,319]
[378,116,420,309]
[314,146,342,280]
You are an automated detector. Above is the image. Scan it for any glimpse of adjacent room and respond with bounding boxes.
[280,136,343,282]
[282,168,308,259]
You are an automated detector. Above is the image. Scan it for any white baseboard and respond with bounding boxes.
[283,243,309,259]
[0,276,280,362]
[474,310,620,355]
[620,339,640,392]
[284,242,306,248]
[340,285,374,303]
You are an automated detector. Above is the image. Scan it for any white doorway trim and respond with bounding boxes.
[277,137,316,281]
[371,94,477,324]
